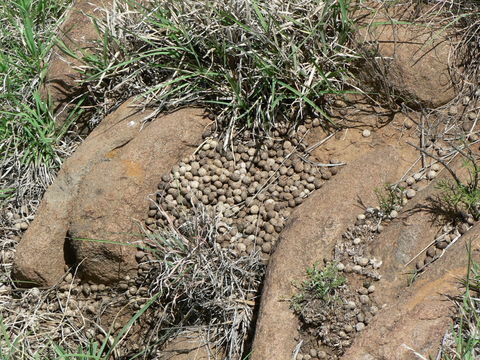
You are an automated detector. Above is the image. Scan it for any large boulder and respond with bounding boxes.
[12,101,209,286]
[251,141,416,360]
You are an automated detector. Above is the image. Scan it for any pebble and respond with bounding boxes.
[362,129,371,138]
[413,173,422,181]
[426,247,437,258]
[336,263,345,271]
[404,119,414,129]
[431,163,441,171]
[344,324,354,333]
[119,283,128,291]
[317,351,327,359]
[345,301,356,310]
[367,285,375,293]
[355,322,366,332]
[405,189,416,199]
[358,287,368,295]
[426,170,437,180]
[389,210,398,218]
[357,257,369,267]
[135,251,145,262]
[357,214,366,221]
[353,265,362,273]
[82,284,91,296]
[353,237,362,245]
[459,223,470,235]
[359,295,370,304]
[262,243,272,253]
[406,176,415,186]
[237,243,247,252]
[436,240,448,249]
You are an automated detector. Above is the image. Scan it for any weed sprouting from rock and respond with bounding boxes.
[291,261,346,314]
[374,183,404,217]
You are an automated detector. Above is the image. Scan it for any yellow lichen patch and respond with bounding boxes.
[105,149,119,159]
[122,160,145,178]
[406,267,466,311]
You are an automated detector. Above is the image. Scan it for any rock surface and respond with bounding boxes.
[251,144,413,360]
[13,102,209,286]
[343,222,480,360]
[41,0,112,128]
[354,3,456,108]
[340,159,472,359]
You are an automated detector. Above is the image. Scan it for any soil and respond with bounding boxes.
[2,1,480,359]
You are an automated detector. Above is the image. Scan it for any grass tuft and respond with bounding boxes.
[441,243,480,359]
[0,0,78,205]
[290,261,346,314]
[139,205,265,359]
[58,0,358,138]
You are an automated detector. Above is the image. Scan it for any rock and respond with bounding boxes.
[12,101,209,286]
[251,145,413,360]
[362,129,371,138]
[343,222,480,360]
[354,3,456,107]
[405,189,416,199]
[40,0,113,129]
[342,160,473,360]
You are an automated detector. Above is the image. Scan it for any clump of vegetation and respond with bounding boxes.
[141,206,265,359]
[291,261,346,314]
[58,0,357,137]
[0,0,80,204]
[436,157,480,221]
[374,183,404,216]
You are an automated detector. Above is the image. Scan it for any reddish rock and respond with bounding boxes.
[354,3,457,108]
[251,144,414,360]
[343,222,480,360]
[40,0,112,128]
[12,101,209,286]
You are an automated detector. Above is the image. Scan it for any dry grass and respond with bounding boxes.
[138,204,265,359]
[57,0,357,140]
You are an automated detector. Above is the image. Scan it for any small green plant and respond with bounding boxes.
[374,183,404,215]
[436,158,480,221]
[291,261,346,313]
[0,0,77,203]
